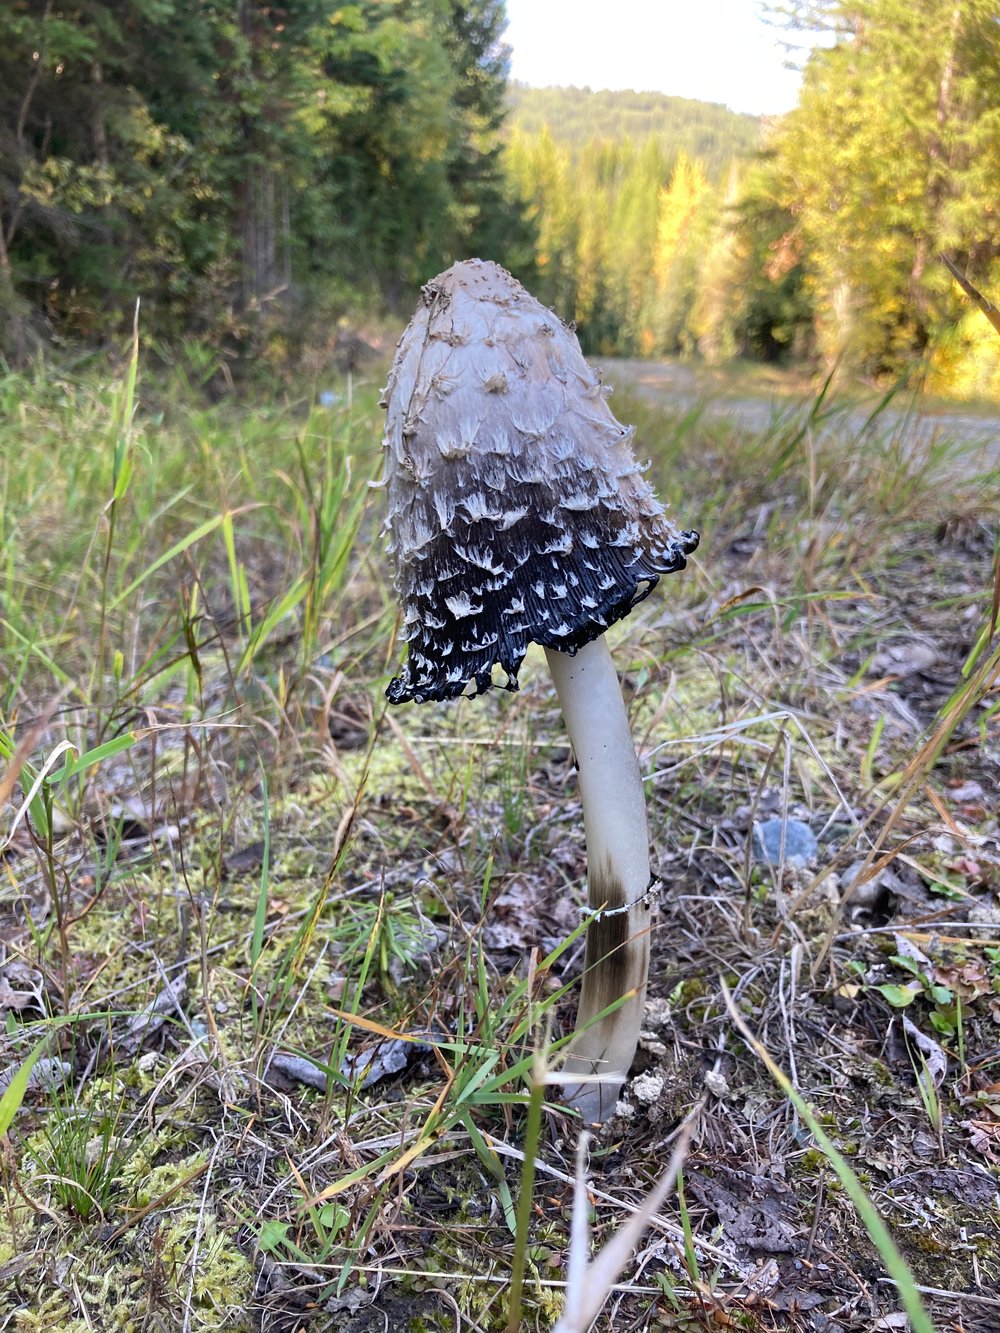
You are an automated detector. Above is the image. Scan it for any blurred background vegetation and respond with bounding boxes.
[1,0,999,396]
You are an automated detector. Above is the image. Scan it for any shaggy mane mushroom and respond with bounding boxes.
[380,259,698,1124]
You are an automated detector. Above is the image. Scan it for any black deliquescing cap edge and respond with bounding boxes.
[386,528,700,705]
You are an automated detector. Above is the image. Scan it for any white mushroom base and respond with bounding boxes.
[545,636,653,1124]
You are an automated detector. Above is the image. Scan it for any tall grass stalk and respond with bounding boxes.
[95,312,141,721]
[506,1052,547,1333]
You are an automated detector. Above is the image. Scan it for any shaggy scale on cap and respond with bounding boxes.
[381,259,699,704]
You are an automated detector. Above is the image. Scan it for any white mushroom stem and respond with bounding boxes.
[545,636,653,1125]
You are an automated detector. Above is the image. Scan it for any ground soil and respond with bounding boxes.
[2,363,998,1333]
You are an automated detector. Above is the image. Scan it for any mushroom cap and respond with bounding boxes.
[381,259,699,704]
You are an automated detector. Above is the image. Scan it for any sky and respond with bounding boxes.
[504,0,822,118]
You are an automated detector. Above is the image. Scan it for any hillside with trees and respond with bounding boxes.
[507,84,762,177]
[501,86,765,359]
[1,1,998,396]
[506,4,1000,395]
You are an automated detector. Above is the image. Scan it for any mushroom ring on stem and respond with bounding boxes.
[380,259,698,1124]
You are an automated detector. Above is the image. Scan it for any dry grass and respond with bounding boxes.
[1,350,998,1332]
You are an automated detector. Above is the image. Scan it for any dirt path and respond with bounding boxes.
[603,357,1000,475]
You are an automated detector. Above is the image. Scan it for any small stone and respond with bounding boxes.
[630,1071,664,1104]
[873,640,937,677]
[704,1069,729,1099]
[638,1031,668,1058]
[751,818,818,867]
[968,901,1000,926]
[341,1038,413,1089]
[643,997,672,1030]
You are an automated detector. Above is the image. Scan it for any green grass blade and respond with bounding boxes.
[50,733,139,784]
[506,1060,546,1331]
[109,512,232,610]
[0,1038,49,1135]
[250,768,272,1032]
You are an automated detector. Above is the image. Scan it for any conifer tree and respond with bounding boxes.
[769,0,1000,373]
[0,0,531,356]
[651,151,711,353]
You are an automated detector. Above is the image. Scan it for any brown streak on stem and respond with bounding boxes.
[587,856,626,911]
[582,913,631,1006]
[580,858,651,1013]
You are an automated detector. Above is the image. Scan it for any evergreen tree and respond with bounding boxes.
[770,0,1000,373]
[651,151,711,354]
[503,85,759,356]
[0,0,531,357]
[505,126,580,320]
[604,137,669,354]
[0,0,216,347]
[444,0,534,274]
[668,151,816,366]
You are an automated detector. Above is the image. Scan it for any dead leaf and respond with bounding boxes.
[946,856,983,878]
[931,959,991,1002]
[963,1120,998,1157]
[902,1015,947,1085]
[947,780,985,802]
[873,1314,910,1330]
[687,1168,798,1256]
[0,962,45,1012]
[222,840,268,878]
[119,974,187,1053]
[0,1055,71,1098]
[892,933,931,968]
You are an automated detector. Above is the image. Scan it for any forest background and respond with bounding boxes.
[2,0,999,398]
